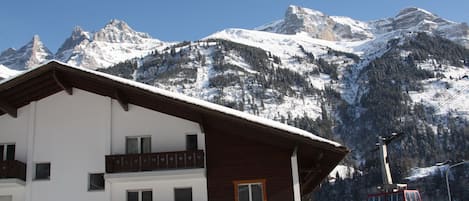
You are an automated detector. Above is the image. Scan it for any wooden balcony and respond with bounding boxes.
[105,150,205,173]
[0,160,26,181]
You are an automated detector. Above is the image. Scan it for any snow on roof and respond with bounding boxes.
[2,60,344,148]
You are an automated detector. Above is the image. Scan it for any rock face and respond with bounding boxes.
[258,5,373,41]
[373,7,469,48]
[55,26,92,62]
[259,6,469,48]
[93,19,152,43]
[0,35,53,70]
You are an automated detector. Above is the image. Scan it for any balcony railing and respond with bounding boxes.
[105,150,204,173]
[0,160,26,181]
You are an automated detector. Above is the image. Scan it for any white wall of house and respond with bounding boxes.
[107,169,207,201]
[111,99,203,154]
[31,89,108,201]
[0,187,24,201]
[0,88,207,201]
[0,105,30,162]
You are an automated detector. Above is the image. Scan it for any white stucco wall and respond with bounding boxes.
[0,187,23,201]
[107,169,208,201]
[31,89,108,201]
[0,105,30,162]
[111,100,203,154]
[0,88,207,201]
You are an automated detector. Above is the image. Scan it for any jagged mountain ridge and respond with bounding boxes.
[0,19,167,71]
[0,35,53,70]
[258,5,469,48]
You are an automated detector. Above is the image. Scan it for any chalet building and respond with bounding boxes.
[0,61,347,201]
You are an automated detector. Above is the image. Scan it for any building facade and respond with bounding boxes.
[0,61,347,201]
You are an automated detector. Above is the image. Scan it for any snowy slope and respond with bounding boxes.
[409,63,469,118]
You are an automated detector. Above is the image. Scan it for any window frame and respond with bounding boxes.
[88,173,105,191]
[126,136,152,154]
[127,189,153,201]
[185,134,198,151]
[34,162,51,180]
[233,179,267,201]
[0,143,15,161]
[174,187,193,201]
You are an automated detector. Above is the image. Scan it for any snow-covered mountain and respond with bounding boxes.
[56,19,167,69]
[257,5,373,41]
[1,6,468,200]
[0,19,168,71]
[0,35,53,70]
[258,5,469,48]
[97,6,468,201]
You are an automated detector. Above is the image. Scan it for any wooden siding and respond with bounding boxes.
[205,124,294,201]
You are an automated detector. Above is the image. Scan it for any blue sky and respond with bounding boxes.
[0,0,468,52]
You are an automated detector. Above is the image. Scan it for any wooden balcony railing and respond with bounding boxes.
[0,160,26,181]
[105,150,205,173]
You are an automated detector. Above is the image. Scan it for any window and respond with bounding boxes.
[0,144,15,161]
[126,136,151,154]
[0,195,12,201]
[35,163,51,180]
[127,190,152,201]
[233,179,267,201]
[89,173,105,191]
[174,188,192,201]
[186,135,198,151]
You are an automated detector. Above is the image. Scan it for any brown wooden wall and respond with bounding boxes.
[205,124,294,201]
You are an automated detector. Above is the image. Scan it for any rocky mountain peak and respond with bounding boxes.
[94,19,152,43]
[258,5,373,41]
[0,35,53,70]
[286,5,325,18]
[393,7,450,30]
[55,26,91,61]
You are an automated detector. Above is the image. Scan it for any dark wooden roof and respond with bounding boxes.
[0,61,348,190]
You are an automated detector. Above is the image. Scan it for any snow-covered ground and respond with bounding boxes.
[409,62,469,119]
[328,165,361,182]
[405,165,447,181]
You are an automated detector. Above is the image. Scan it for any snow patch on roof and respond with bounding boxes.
[0,65,22,79]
